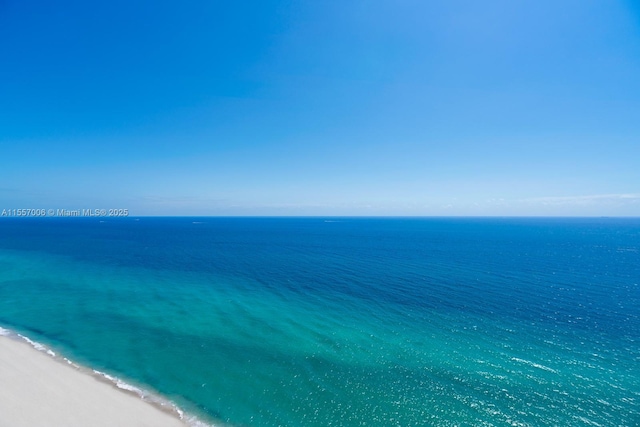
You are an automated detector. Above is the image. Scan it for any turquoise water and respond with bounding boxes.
[0,217,638,426]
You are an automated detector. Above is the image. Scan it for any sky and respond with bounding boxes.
[1,0,639,216]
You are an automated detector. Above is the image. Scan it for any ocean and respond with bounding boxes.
[0,217,638,426]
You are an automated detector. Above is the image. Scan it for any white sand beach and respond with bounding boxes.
[0,334,189,427]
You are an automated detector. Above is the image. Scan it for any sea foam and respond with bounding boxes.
[0,325,218,427]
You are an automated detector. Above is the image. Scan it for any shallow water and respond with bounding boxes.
[0,217,638,426]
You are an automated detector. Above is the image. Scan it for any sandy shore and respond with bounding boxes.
[0,334,190,427]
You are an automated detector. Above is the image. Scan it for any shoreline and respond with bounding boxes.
[0,327,214,427]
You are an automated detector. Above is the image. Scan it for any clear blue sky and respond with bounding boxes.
[1,0,639,216]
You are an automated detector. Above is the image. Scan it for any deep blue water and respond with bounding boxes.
[0,217,638,426]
